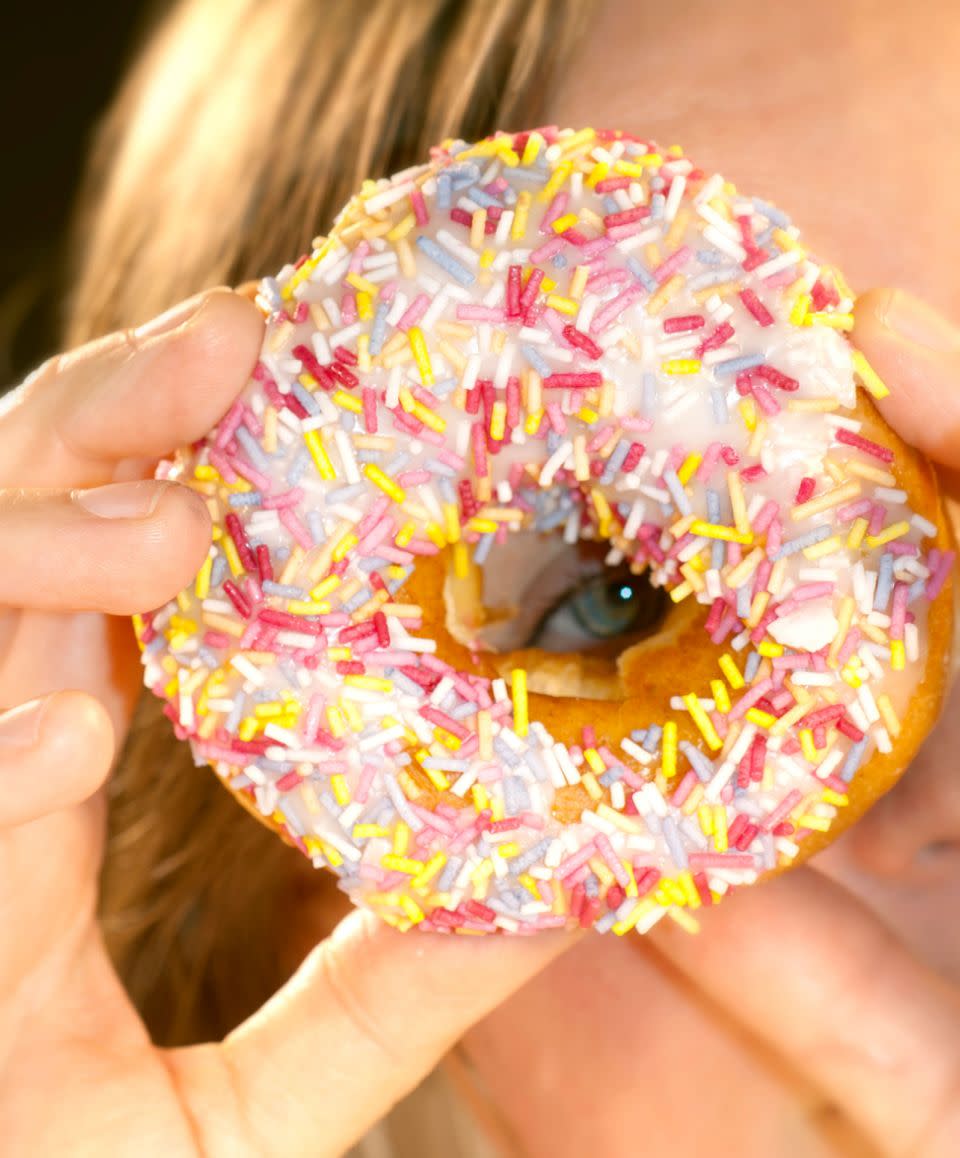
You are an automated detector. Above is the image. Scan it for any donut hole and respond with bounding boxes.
[443,535,674,700]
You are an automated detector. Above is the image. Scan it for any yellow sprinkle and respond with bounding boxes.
[710,679,732,714]
[398,895,425,925]
[682,693,723,751]
[556,127,596,155]
[746,708,777,729]
[890,639,906,672]
[876,693,902,737]
[489,400,507,441]
[332,532,358,562]
[770,701,808,737]
[511,668,529,737]
[866,521,910,549]
[408,326,434,386]
[851,349,890,399]
[662,721,678,778]
[343,675,393,692]
[539,160,573,201]
[757,640,784,658]
[789,293,811,326]
[512,191,531,240]
[387,213,416,241]
[304,430,336,480]
[803,535,843,560]
[585,160,609,188]
[821,788,849,809]
[326,705,346,738]
[713,804,728,852]
[237,716,259,742]
[807,311,854,330]
[285,600,332,617]
[569,265,590,299]
[331,774,350,806]
[353,823,389,840]
[847,517,869,550]
[662,358,701,375]
[581,771,604,801]
[799,729,821,764]
[723,549,763,592]
[412,852,447,890]
[689,520,753,545]
[470,208,487,250]
[363,463,405,503]
[698,804,714,836]
[222,536,244,578]
[846,461,896,488]
[194,553,213,600]
[550,212,580,235]
[612,898,656,936]
[678,871,701,909]
[791,480,861,522]
[720,475,748,540]
[719,653,745,689]
[392,821,411,856]
[676,453,702,485]
[613,153,661,176]
[545,293,579,315]
[785,406,841,429]
[520,132,543,166]
[647,273,685,314]
[796,814,831,832]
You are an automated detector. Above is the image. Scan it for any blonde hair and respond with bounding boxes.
[65,0,591,1148]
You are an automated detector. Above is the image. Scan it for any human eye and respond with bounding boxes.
[527,562,668,656]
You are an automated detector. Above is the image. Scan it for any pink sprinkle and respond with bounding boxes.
[652,245,692,283]
[664,313,705,334]
[396,293,430,331]
[836,427,895,463]
[410,187,429,225]
[562,324,603,359]
[739,288,775,327]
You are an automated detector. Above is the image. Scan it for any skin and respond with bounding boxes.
[1,4,959,1156]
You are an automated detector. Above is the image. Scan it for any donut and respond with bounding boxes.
[135,127,954,935]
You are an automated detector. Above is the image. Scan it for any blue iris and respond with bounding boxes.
[530,568,667,653]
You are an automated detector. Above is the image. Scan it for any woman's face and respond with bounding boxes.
[278,4,960,1152]
[445,3,960,1154]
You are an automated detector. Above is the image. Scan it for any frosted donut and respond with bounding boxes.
[135,127,954,935]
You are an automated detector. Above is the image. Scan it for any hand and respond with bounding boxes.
[457,291,960,1158]
[0,291,571,1156]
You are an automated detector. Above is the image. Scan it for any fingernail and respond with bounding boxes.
[878,290,960,354]
[74,480,166,519]
[0,698,46,749]
[132,290,213,340]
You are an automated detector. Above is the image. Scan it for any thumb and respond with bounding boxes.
[174,909,573,1157]
[852,289,960,469]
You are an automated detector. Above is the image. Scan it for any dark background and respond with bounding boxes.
[1,3,157,384]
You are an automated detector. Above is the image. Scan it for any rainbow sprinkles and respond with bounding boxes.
[135,127,954,935]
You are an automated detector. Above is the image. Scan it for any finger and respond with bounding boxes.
[0,480,212,614]
[170,911,574,1158]
[0,288,264,488]
[853,289,960,468]
[0,690,114,827]
[649,867,960,1156]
